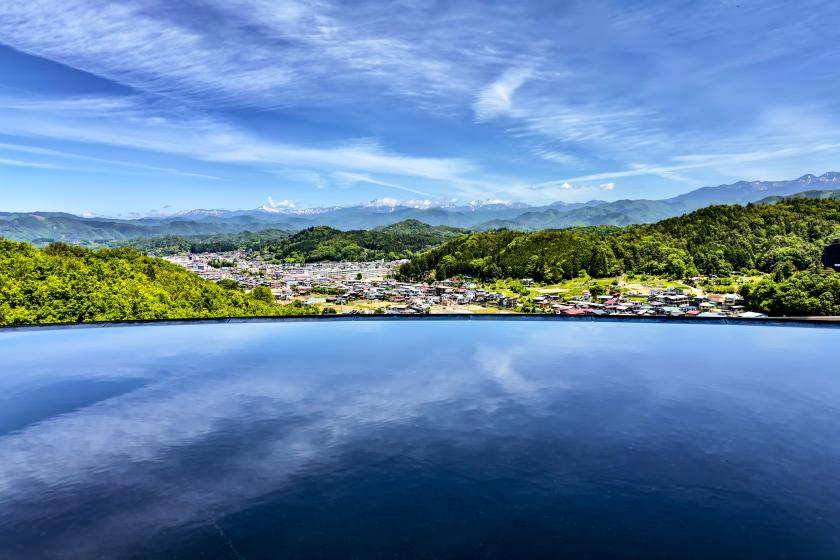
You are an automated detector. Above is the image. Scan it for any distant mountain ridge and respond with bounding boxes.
[474,172,840,231]
[756,189,840,204]
[3,172,839,243]
[668,172,840,206]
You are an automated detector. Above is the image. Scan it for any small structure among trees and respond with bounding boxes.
[822,238,840,271]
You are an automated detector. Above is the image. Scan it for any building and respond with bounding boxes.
[822,238,840,271]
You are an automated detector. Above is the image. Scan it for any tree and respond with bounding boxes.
[589,284,606,298]
[772,260,797,282]
[217,278,241,291]
[740,268,840,316]
[0,240,315,326]
[251,286,274,304]
[398,198,840,288]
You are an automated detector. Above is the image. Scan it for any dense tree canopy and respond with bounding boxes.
[399,199,840,282]
[398,199,840,316]
[126,230,290,255]
[0,241,315,326]
[739,269,840,317]
[261,220,465,263]
[124,220,464,263]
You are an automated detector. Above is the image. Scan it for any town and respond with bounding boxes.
[163,250,765,318]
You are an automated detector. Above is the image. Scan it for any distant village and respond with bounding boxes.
[164,251,765,318]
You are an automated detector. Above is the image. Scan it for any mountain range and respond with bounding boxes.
[3,173,840,243]
[477,172,840,230]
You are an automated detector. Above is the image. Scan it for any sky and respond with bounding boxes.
[1,0,840,216]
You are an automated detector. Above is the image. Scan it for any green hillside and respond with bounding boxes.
[401,199,840,280]
[125,229,291,256]
[476,200,678,231]
[398,198,840,316]
[757,190,840,204]
[261,220,466,262]
[0,241,315,326]
[0,212,296,245]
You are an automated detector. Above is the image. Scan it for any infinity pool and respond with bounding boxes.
[1,319,839,559]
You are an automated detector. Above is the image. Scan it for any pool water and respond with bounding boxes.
[1,320,838,559]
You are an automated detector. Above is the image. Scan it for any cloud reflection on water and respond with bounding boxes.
[0,321,839,558]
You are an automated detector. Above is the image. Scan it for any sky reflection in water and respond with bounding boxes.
[1,320,839,559]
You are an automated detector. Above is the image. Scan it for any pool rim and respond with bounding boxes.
[2,313,839,333]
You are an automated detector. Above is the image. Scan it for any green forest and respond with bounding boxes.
[126,229,289,255]
[259,220,466,263]
[0,241,315,326]
[398,199,840,316]
[3,200,840,322]
[124,220,465,262]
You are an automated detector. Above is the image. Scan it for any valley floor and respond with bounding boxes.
[161,251,761,318]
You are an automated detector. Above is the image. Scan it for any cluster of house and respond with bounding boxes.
[164,253,519,313]
[281,279,520,313]
[335,280,519,315]
[164,252,398,289]
[532,287,765,318]
[165,252,765,318]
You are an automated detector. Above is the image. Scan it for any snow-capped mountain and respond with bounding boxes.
[257,196,339,216]
[173,209,234,218]
[465,199,531,212]
[163,173,840,230]
[364,198,447,210]
[666,172,840,207]
[17,172,837,243]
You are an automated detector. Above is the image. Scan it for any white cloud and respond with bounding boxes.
[264,196,297,210]
[536,150,582,166]
[0,0,530,110]
[332,171,435,197]
[0,141,221,180]
[267,169,328,190]
[0,1,294,106]
[365,197,401,208]
[533,140,840,189]
[1,0,837,209]
[0,157,67,170]
[0,94,475,189]
[473,67,533,121]
[600,182,616,191]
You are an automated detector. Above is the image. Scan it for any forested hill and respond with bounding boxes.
[399,199,840,281]
[0,241,314,326]
[397,198,840,316]
[260,220,466,263]
[127,229,290,256]
[122,220,464,261]
[757,190,840,204]
[0,212,294,245]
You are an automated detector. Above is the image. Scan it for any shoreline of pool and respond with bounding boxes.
[2,313,840,332]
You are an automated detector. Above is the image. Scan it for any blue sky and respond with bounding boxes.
[1,0,840,216]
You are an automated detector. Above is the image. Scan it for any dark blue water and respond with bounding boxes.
[1,320,839,559]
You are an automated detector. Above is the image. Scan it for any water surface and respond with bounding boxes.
[1,320,839,559]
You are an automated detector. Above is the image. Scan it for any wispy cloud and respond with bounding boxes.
[0,142,221,180]
[533,142,840,189]
[0,94,478,187]
[473,68,533,122]
[0,1,531,110]
[2,0,840,211]
[333,172,435,197]
[0,1,293,106]
[0,157,68,170]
